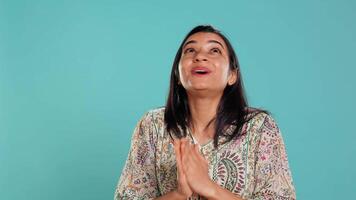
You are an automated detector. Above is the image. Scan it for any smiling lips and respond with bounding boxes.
[191,66,211,76]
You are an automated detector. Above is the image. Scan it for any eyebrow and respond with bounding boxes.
[183,39,225,49]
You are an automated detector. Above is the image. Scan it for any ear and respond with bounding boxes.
[227,69,238,86]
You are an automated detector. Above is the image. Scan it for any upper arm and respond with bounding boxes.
[114,112,160,200]
[251,114,296,200]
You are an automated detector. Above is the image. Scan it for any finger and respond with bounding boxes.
[187,143,199,163]
[183,144,200,175]
[186,144,205,170]
[193,144,203,160]
[174,140,185,176]
[194,144,208,165]
[183,139,195,158]
[173,139,181,162]
[173,139,181,158]
[184,140,200,167]
[180,139,187,169]
[181,139,191,172]
[174,140,193,196]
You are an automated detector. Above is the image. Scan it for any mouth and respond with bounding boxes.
[191,67,211,76]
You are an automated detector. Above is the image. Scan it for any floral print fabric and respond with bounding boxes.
[114,107,296,199]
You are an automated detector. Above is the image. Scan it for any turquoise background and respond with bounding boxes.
[1,0,355,199]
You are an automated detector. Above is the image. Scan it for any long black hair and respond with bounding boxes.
[164,24,268,148]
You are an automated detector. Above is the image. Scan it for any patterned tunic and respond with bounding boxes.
[114,107,296,199]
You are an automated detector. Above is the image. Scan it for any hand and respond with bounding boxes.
[171,138,242,200]
[173,139,193,198]
[180,138,216,198]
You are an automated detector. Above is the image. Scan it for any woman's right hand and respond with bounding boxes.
[173,139,193,199]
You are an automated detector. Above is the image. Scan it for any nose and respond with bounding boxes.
[193,51,208,62]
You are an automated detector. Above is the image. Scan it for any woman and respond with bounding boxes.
[114,25,296,200]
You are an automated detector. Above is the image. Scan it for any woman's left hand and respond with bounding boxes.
[180,138,217,198]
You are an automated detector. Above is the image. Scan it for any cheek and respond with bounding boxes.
[223,66,231,78]
[178,59,191,77]
[215,62,230,79]
[177,66,186,83]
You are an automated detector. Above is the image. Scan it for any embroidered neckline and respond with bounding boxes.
[187,127,214,148]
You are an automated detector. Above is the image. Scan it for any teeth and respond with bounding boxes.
[196,71,206,74]
[193,68,209,74]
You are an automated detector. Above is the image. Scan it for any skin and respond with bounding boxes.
[179,32,237,144]
[155,32,243,200]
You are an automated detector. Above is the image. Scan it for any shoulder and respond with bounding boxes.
[244,108,281,139]
[140,106,165,123]
[130,107,166,146]
[244,107,277,128]
[146,106,165,117]
[135,106,165,133]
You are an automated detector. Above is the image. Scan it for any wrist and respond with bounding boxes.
[205,180,219,200]
[173,190,189,200]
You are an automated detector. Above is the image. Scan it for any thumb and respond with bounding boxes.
[194,144,208,164]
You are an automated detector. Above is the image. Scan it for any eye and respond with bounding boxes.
[211,48,221,54]
[184,48,195,54]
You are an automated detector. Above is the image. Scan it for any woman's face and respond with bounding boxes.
[178,32,237,95]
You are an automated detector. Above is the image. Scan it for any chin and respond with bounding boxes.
[187,87,213,95]
[190,84,210,90]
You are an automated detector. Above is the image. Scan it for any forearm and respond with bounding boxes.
[206,182,244,200]
[154,190,186,200]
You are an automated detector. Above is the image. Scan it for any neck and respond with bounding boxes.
[186,93,222,138]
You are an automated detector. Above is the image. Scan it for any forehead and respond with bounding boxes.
[183,32,227,48]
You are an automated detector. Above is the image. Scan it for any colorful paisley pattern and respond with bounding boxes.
[114,107,296,199]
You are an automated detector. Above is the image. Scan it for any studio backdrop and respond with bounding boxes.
[1,0,355,199]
